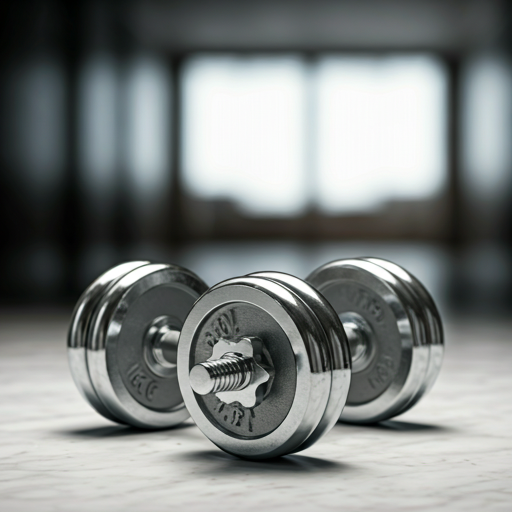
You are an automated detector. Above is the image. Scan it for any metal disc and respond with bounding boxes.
[357,258,430,417]
[307,259,430,424]
[251,272,351,452]
[67,261,151,423]
[178,274,338,460]
[362,258,444,414]
[86,263,208,429]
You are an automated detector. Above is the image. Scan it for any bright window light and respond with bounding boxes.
[182,54,447,217]
[182,56,308,216]
[462,54,512,199]
[315,56,447,213]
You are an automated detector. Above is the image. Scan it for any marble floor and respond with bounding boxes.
[1,311,511,511]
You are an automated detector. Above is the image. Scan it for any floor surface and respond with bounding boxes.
[1,311,511,511]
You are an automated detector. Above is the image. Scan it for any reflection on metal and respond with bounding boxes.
[67,261,208,429]
[189,336,272,408]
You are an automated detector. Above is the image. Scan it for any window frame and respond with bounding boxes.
[166,49,462,244]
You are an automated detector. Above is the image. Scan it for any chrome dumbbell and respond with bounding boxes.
[307,258,443,424]
[67,261,208,429]
[178,258,443,459]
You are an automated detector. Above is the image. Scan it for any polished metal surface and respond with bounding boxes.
[67,261,150,423]
[339,311,376,374]
[189,353,253,395]
[307,257,443,424]
[68,261,208,429]
[143,316,181,378]
[189,336,271,408]
[178,272,351,460]
[363,257,444,414]
[252,271,351,452]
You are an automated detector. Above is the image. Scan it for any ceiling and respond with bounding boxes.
[127,0,506,52]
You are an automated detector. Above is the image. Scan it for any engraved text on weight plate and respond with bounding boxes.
[127,363,158,402]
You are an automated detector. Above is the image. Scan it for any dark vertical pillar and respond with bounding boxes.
[169,55,185,247]
[499,2,512,247]
[445,54,464,249]
[0,0,69,303]
[444,53,469,312]
[59,0,85,300]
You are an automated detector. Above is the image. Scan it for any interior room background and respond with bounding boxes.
[0,0,511,317]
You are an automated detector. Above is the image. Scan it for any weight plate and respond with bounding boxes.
[178,274,337,460]
[68,261,150,423]
[307,259,429,423]
[251,272,351,452]
[358,258,429,417]
[86,263,208,429]
[362,258,444,414]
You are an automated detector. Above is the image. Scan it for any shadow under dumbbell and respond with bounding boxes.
[376,419,450,432]
[62,421,196,439]
[176,449,356,474]
[337,419,452,433]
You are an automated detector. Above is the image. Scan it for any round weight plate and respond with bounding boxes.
[178,275,336,460]
[251,272,351,452]
[86,263,208,429]
[362,258,444,414]
[68,261,151,423]
[358,258,430,417]
[307,259,428,424]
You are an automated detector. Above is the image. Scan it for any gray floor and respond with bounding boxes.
[1,311,512,511]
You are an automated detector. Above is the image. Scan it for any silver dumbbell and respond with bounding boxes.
[67,257,443,459]
[67,261,208,429]
[178,258,443,459]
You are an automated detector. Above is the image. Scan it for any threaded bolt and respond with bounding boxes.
[189,353,255,395]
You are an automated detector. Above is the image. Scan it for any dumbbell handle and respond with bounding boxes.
[145,322,180,373]
[341,313,373,373]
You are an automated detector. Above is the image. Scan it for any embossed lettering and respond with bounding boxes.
[147,381,158,401]
[214,401,255,432]
[206,308,240,346]
[368,355,394,389]
[343,287,385,323]
[127,364,158,402]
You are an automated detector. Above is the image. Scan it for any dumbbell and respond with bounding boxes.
[67,261,208,428]
[178,257,443,459]
[67,257,443,459]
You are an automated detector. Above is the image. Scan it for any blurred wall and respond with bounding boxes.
[0,0,511,308]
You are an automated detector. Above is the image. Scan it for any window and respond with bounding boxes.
[182,56,308,216]
[181,54,448,218]
[316,56,446,213]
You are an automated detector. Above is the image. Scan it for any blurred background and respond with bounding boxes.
[0,0,511,317]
